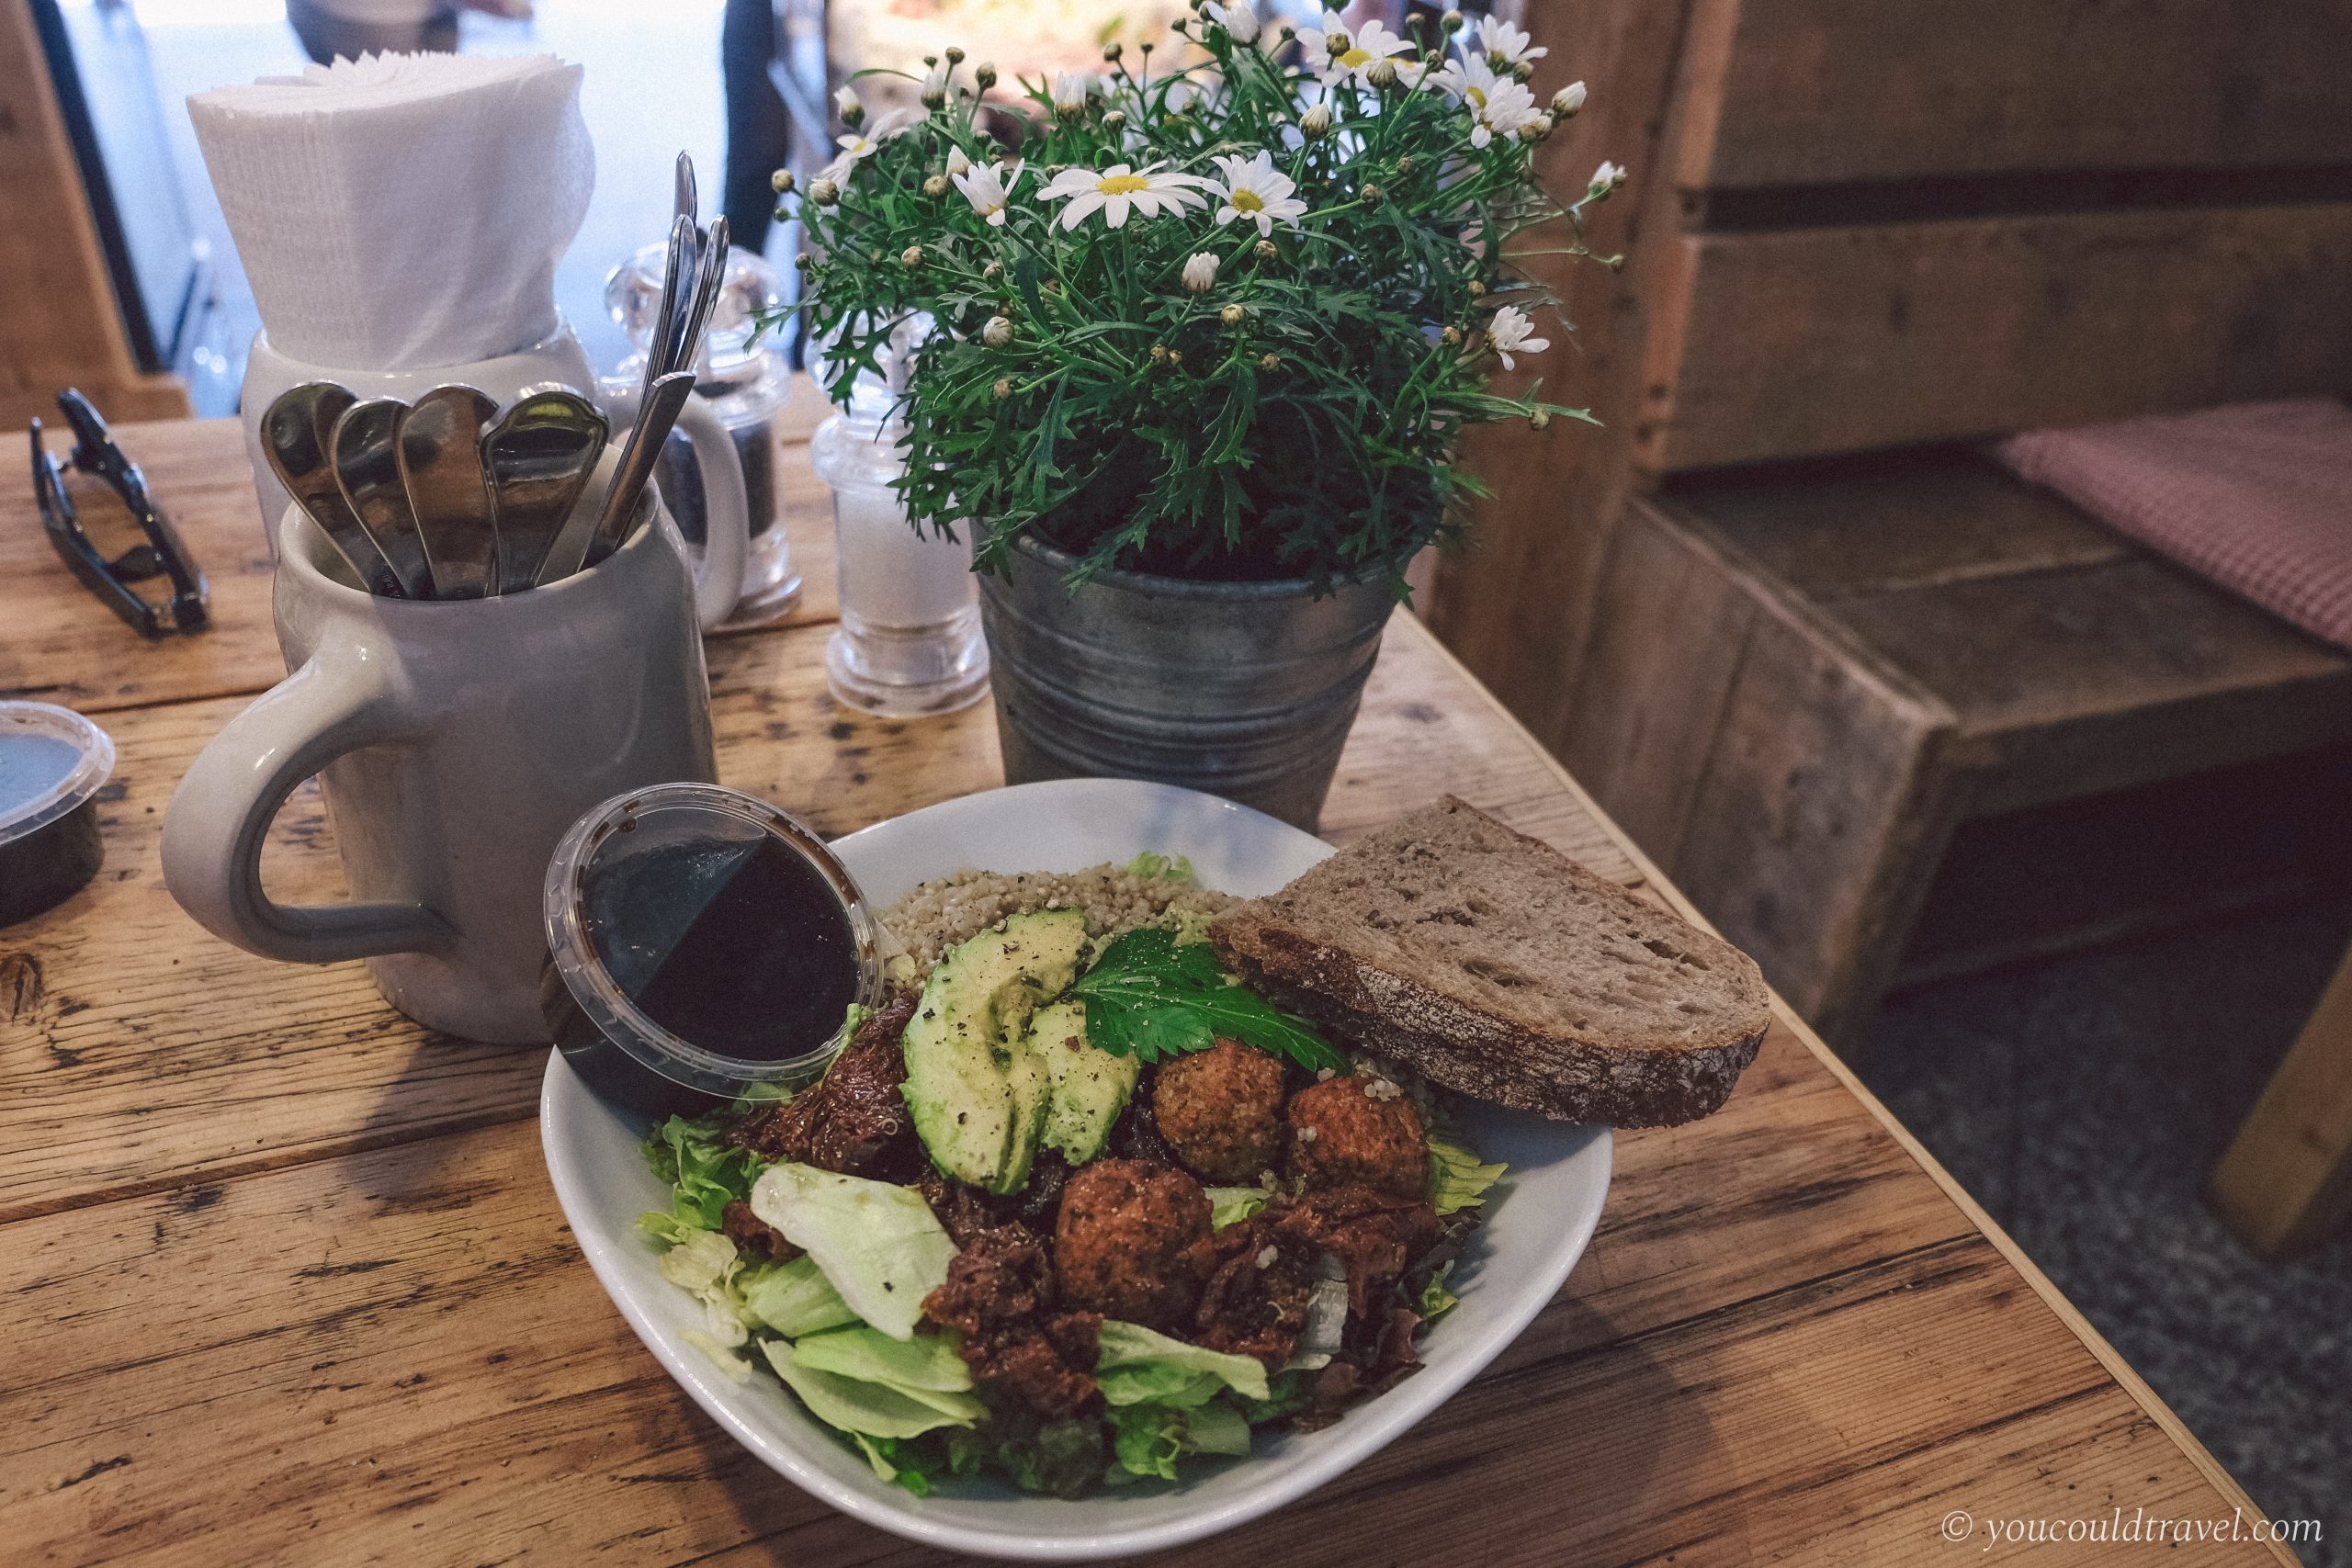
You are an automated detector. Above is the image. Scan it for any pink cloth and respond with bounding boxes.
[1992,399,2352,650]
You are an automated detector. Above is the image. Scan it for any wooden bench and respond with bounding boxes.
[1570,450,2352,1047]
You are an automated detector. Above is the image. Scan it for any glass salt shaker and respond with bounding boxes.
[809,322,989,716]
[605,244,803,626]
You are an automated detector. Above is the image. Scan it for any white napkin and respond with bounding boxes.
[188,52,594,371]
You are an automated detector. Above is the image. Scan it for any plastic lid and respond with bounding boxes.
[543,783,887,1099]
[0,702,115,849]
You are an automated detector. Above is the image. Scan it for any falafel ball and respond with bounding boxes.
[1153,1038,1288,1181]
[1054,1158,1217,1330]
[1286,1076,1430,1200]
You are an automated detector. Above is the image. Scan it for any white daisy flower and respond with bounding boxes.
[1052,70,1099,116]
[1431,52,1500,107]
[1473,15,1544,72]
[1039,163,1209,229]
[1469,77,1539,147]
[1299,13,1411,88]
[1209,151,1307,238]
[1589,158,1629,195]
[946,145,972,177]
[1204,0,1260,44]
[1489,304,1550,369]
[952,158,1023,226]
[834,85,863,123]
[1552,80,1587,117]
[832,107,921,165]
[919,62,951,105]
[1182,252,1220,293]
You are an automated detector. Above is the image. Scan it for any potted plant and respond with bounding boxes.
[773,3,1623,829]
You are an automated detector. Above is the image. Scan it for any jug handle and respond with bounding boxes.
[602,382,750,632]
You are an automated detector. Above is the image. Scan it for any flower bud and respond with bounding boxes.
[1553,80,1587,117]
[900,244,924,268]
[1587,159,1628,197]
[922,174,949,197]
[1167,348,1183,367]
[946,46,966,63]
[773,204,789,221]
[946,145,972,177]
[1363,182,1385,205]
[1368,57,1397,87]
[1102,110,1128,131]
[1467,279,1486,298]
[769,167,796,194]
[795,254,814,271]
[1150,343,1170,363]
[1220,303,1246,327]
[1254,239,1277,261]
[1530,409,1552,430]
[1440,325,1461,345]
[1326,28,1351,54]
[1520,114,1553,142]
[982,315,1013,347]
[976,62,998,89]
[922,53,937,66]
[1513,61,1534,82]
[1102,40,1123,60]
[982,259,1004,282]
[1182,251,1220,292]
[809,177,840,207]
[993,378,1012,400]
[1259,352,1280,370]
[834,86,864,126]
[1300,105,1333,140]
[1441,10,1463,31]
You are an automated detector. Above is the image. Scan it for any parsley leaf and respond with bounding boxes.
[1067,928,1347,1074]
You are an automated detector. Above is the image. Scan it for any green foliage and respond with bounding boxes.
[768,8,1619,593]
[1067,925,1347,1072]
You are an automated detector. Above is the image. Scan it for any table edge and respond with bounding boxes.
[1392,613,2298,1559]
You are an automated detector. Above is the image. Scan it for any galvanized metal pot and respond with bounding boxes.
[977,535,1395,831]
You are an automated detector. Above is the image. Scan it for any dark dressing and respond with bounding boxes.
[580,830,858,1060]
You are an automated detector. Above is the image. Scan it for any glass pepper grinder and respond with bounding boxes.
[809,320,989,716]
[605,243,803,626]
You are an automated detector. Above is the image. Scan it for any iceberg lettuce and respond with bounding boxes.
[1094,1319,1270,1406]
[749,1164,958,1340]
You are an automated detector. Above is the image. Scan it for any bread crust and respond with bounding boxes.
[1209,798,1770,1127]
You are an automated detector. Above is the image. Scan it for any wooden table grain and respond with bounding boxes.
[0,417,2294,1565]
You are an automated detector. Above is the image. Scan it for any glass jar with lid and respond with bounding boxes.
[605,243,802,626]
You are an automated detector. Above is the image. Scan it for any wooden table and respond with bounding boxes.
[1,412,2295,1566]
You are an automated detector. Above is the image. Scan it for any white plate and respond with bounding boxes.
[540,779,1611,1560]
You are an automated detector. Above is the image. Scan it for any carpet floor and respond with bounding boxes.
[1861,897,2352,1565]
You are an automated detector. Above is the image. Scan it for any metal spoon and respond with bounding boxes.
[584,368,694,570]
[261,382,404,598]
[649,214,695,381]
[481,390,608,592]
[330,399,437,599]
[397,385,502,600]
[674,151,699,243]
[671,213,731,383]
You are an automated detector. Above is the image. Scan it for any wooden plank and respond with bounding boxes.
[1,405,841,716]
[1835,556,2352,814]
[1637,204,2352,470]
[1679,0,2352,191]
[2209,941,2352,1258]
[0,0,190,428]
[0,613,1636,1226]
[1425,0,1702,732]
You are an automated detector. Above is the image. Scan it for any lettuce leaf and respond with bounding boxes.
[1105,1398,1252,1481]
[1236,1368,1319,1426]
[740,1254,860,1338]
[1427,1131,1507,1216]
[749,1164,959,1340]
[793,1326,974,1397]
[1204,1186,1270,1230]
[761,1342,978,1439]
[642,1113,766,1232]
[1094,1320,1270,1406]
[851,1433,943,1495]
[1124,851,1194,884]
[1418,1262,1461,1322]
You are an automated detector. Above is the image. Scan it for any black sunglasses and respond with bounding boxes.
[30,389,209,639]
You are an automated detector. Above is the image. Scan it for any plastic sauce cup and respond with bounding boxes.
[0,703,115,928]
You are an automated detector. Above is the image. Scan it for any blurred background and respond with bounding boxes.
[5,0,2348,1556]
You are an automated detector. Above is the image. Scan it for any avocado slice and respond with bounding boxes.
[1029,998,1141,1166]
[899,908,1087,1193]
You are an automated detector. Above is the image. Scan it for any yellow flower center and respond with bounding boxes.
[1231,188,1266,213]
[1339,46,1372,67]
[1465,85,1487,109]
[1097,173,1150,195]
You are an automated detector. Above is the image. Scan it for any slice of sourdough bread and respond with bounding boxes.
[1211,797,1770,1126]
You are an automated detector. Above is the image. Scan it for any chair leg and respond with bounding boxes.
[2207,942,2352,1258]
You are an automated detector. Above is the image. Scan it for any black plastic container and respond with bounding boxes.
[0,703,114,927]
[540,783,886,1118]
